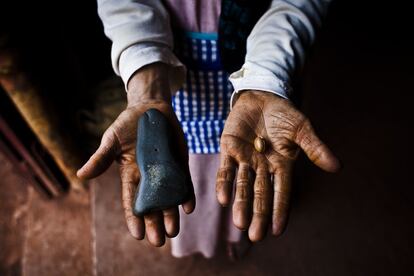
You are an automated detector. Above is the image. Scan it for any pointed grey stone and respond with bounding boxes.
[133,109,191,216]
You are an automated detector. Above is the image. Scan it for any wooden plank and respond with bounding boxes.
[0,46,85,191]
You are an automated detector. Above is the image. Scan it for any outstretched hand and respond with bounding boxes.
[77,63,195,247]
[216,91,340,242]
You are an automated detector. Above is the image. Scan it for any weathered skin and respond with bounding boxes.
[216,91,341,242]
[78,63,195,247]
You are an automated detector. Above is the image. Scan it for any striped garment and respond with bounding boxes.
[172,32,233,154]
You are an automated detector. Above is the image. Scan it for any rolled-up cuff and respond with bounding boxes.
[119,44,186,93]
[228,66,292,109]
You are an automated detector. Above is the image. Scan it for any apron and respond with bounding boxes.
[172,32,233,154]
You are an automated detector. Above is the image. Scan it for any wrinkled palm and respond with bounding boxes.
[216,91,340,242]
[77,100,195,247]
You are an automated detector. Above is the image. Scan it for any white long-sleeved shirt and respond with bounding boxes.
[97,0,331,105]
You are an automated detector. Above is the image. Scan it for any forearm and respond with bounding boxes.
[229,0,332,105]
[97,0,186,93]
[97,0,173,73]
[127,63,171,106]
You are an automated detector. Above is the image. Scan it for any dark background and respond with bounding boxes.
[1,0,413,275]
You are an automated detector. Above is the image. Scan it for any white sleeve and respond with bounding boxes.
[229,0,331,106]
[97,0,185,92]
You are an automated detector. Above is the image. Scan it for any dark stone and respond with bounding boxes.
[133,109,191,216]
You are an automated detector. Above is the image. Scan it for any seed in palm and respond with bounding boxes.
[254,136,266,153]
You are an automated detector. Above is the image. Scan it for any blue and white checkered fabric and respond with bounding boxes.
[172,32,233,154]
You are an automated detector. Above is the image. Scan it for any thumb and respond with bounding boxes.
[295,119,341,173]
[77,129,120,179]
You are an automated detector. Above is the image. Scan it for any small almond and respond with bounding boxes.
[254,136,266,153]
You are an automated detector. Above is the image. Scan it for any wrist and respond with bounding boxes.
[127,62,171,106]
[233,90,287,108]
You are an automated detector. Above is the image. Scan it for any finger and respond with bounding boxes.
[232,163,253,230]
[216,155,237,206]
[77,129,119,179]
[248,167,272,242]
[181,169,196,214]
[120,163,145,240]
[272,170,292,236]
[144,211,166,247]
[168,111,196,215]
[182,194,196,214]
[163,207,179,238]
[295,119,341,173]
